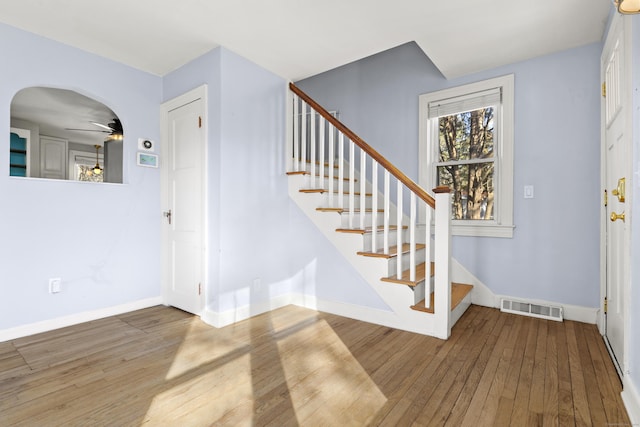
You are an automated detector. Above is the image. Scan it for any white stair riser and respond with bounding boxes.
[303,176,370,191]
[386,248,427,276]
[317,194,380,209]
[362,229,405,249]
[414,281,426,305]
[339,211,399,228]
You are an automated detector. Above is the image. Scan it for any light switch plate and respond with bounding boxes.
[524,185,534,199]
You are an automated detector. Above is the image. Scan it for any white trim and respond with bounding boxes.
[419,74,514,238]
[292,295,405,330]
[202,294,295,328]
[447,223,514,238]
[622,376,640,426]
[202,294,399,332]
[285,83,294,171]
[160,84,208,315]
[0,297,162,342]
[202,292,435,337]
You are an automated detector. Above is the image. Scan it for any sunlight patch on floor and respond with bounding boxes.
[144,318,254,425]
[276,318,387,425]
[143,309,386,425]
[144,350,253,425]
[163,318,246,380]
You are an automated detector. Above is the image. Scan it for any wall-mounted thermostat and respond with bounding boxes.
[138,138,155,152]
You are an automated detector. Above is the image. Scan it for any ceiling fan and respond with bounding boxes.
[66,118,123,138]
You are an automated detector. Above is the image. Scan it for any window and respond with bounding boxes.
[419,75,514,238]
[68,150,104,183]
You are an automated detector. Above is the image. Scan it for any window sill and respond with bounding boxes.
[451,222,514,238]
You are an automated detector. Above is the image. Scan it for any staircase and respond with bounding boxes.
[287,83,473,340]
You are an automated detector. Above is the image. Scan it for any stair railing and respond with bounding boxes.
[288,83,453,338]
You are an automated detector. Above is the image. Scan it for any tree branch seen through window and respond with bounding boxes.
[436,107,495,220]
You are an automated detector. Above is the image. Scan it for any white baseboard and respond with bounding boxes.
[291,294,400,329]
[622,376,640,425]
[202,293,407,334]
[201,294,295,328]
[0,296,163,342]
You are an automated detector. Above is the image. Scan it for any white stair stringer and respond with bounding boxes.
[289,173,458,338]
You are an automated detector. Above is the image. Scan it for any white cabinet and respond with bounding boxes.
[40,136,68,180]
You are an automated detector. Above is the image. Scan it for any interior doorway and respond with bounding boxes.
[601,13,631,379]
[160,85,207,315]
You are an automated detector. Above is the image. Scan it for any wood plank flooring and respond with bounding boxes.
[0,305,631,426]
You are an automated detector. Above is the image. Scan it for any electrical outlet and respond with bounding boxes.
[49,278,61,293]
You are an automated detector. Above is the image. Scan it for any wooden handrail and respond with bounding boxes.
[290,82,436,209]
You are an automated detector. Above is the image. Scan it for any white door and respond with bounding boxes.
[161,87,206,314]
[40,136,68,180]
[601,14,629,377]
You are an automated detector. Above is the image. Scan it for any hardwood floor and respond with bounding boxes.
[0,305,631,426]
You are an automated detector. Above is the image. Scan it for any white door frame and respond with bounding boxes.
[599,13,633,378]
[160,85,208,313]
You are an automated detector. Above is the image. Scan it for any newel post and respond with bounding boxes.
[433,186,452,340]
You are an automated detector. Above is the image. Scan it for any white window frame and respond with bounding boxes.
[419,74,514,238]
[68,149,103,182]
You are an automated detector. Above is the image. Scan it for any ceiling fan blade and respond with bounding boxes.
[65,128,111,133]
[90,122,114,131]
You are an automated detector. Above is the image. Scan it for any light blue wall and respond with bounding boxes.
[297,41,603,308]
[0,23,162,329]
[163,47,389,315]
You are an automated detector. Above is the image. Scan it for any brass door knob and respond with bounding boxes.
[610,211,625,222]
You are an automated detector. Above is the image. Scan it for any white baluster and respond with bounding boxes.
[310,111,316,188]
[318,116,325,192]
[328,124,335,206]
[371,160,378,252]
[349,140,355,229]
[293,94,299,171]
[338,133,344,209]
[360,150,366,230]
[396,181,403,279]
[300,102,307,174]
[425,204,432,309]
[410,192,416,282]
[383,171,390,255]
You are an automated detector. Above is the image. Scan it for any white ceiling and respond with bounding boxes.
[0,0,612,81]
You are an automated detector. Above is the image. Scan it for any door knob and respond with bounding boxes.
[610,211,625,222]
[612,177,625,203]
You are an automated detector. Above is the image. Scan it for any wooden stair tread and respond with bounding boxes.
[357,243,426,259]
[301,159,340,169]
[299,189,372,196]
[410,283,474,314]
[336,225,407,234]
[286,171,355,181]
[316,207,384,213]
[380,262,434,287]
